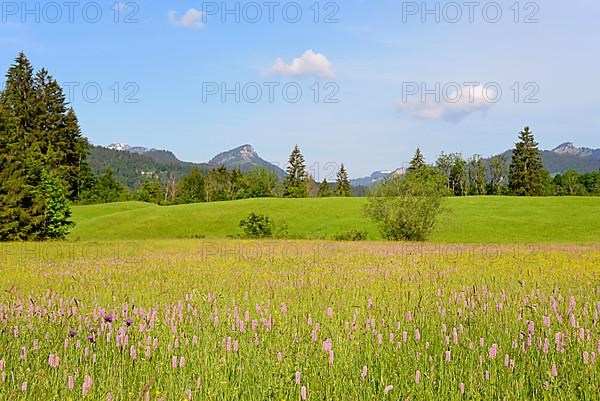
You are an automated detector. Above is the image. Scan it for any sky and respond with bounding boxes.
[1,0,599,178]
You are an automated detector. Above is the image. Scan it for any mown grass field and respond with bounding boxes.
[69,197,600,244]
[0,240,598,400]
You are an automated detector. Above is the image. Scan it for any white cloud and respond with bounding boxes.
[168,9,205,29]
[397,84,495,122]
[270,50,335,78]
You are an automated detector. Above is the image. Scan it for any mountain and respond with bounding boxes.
[489,143,600,175]
[208,144,286,178]
[89,143,286,189]
[354,143,599,188]
[551,142,600,159]
[91,141,599,190]
[108,143,150,154]
[108,143,183,164]
[88,146,209,189]
[350,168,407,187]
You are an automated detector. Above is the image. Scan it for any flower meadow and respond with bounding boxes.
[0,241,598,400]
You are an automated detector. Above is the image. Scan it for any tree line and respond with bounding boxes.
[80,145,353,205]
[430,127,600,197]
[364,126,600,242]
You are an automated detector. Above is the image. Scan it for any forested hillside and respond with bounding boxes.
[88,146,208,189]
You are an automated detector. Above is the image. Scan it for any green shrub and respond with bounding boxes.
[365,172,446,241]
[334,229,368,241]
[239,212,274,239]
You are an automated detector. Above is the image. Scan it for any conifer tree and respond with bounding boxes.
[0,53,91,239]
[509,127,546,196]
[0,92,51,240]
[335,164,351,197]
[408,148,426,173]
[33,68,90,200]
[318,178,331,197]
[282,145,308,198]
[36,169,74,240]
[1,52,36,140]
[62,108,92,199]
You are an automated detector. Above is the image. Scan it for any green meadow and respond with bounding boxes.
[69,197,600,244]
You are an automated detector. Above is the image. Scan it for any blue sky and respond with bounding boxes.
[1,0,598,177]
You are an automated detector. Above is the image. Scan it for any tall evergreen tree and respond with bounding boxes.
[1,52,36,142]
[509,127,546,196]
[36,169,74,240]
[0,87,49,240]
[318,178,331,197]
[60,108,91,200]
[408,148,426,173]
[0,53,92,239]
[335,164,351,197]
[33,68,90,200]
[282,145,308,198]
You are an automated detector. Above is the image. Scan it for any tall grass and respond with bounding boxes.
[0,240,598,399]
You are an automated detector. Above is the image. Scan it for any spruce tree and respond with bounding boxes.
[318,179,331,197]
[335,164,351,197]
[282,145,308,198]
[408,148,426,173]
[509,127,546,196]
[0,53,91,239]
[36,169,74,240]
[62,108,92,200]
[33,68,90,200]
[0,97,48,240]
[1,52,36,141]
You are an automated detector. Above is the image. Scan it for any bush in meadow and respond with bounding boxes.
[334,229,368,241]
[365,167,446,241]
[239,212,274,239]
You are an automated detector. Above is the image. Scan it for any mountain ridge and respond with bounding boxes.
[93,142,600,189]
[350,143,600,187]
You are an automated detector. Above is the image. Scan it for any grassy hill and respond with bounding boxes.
[69,197,600,244]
